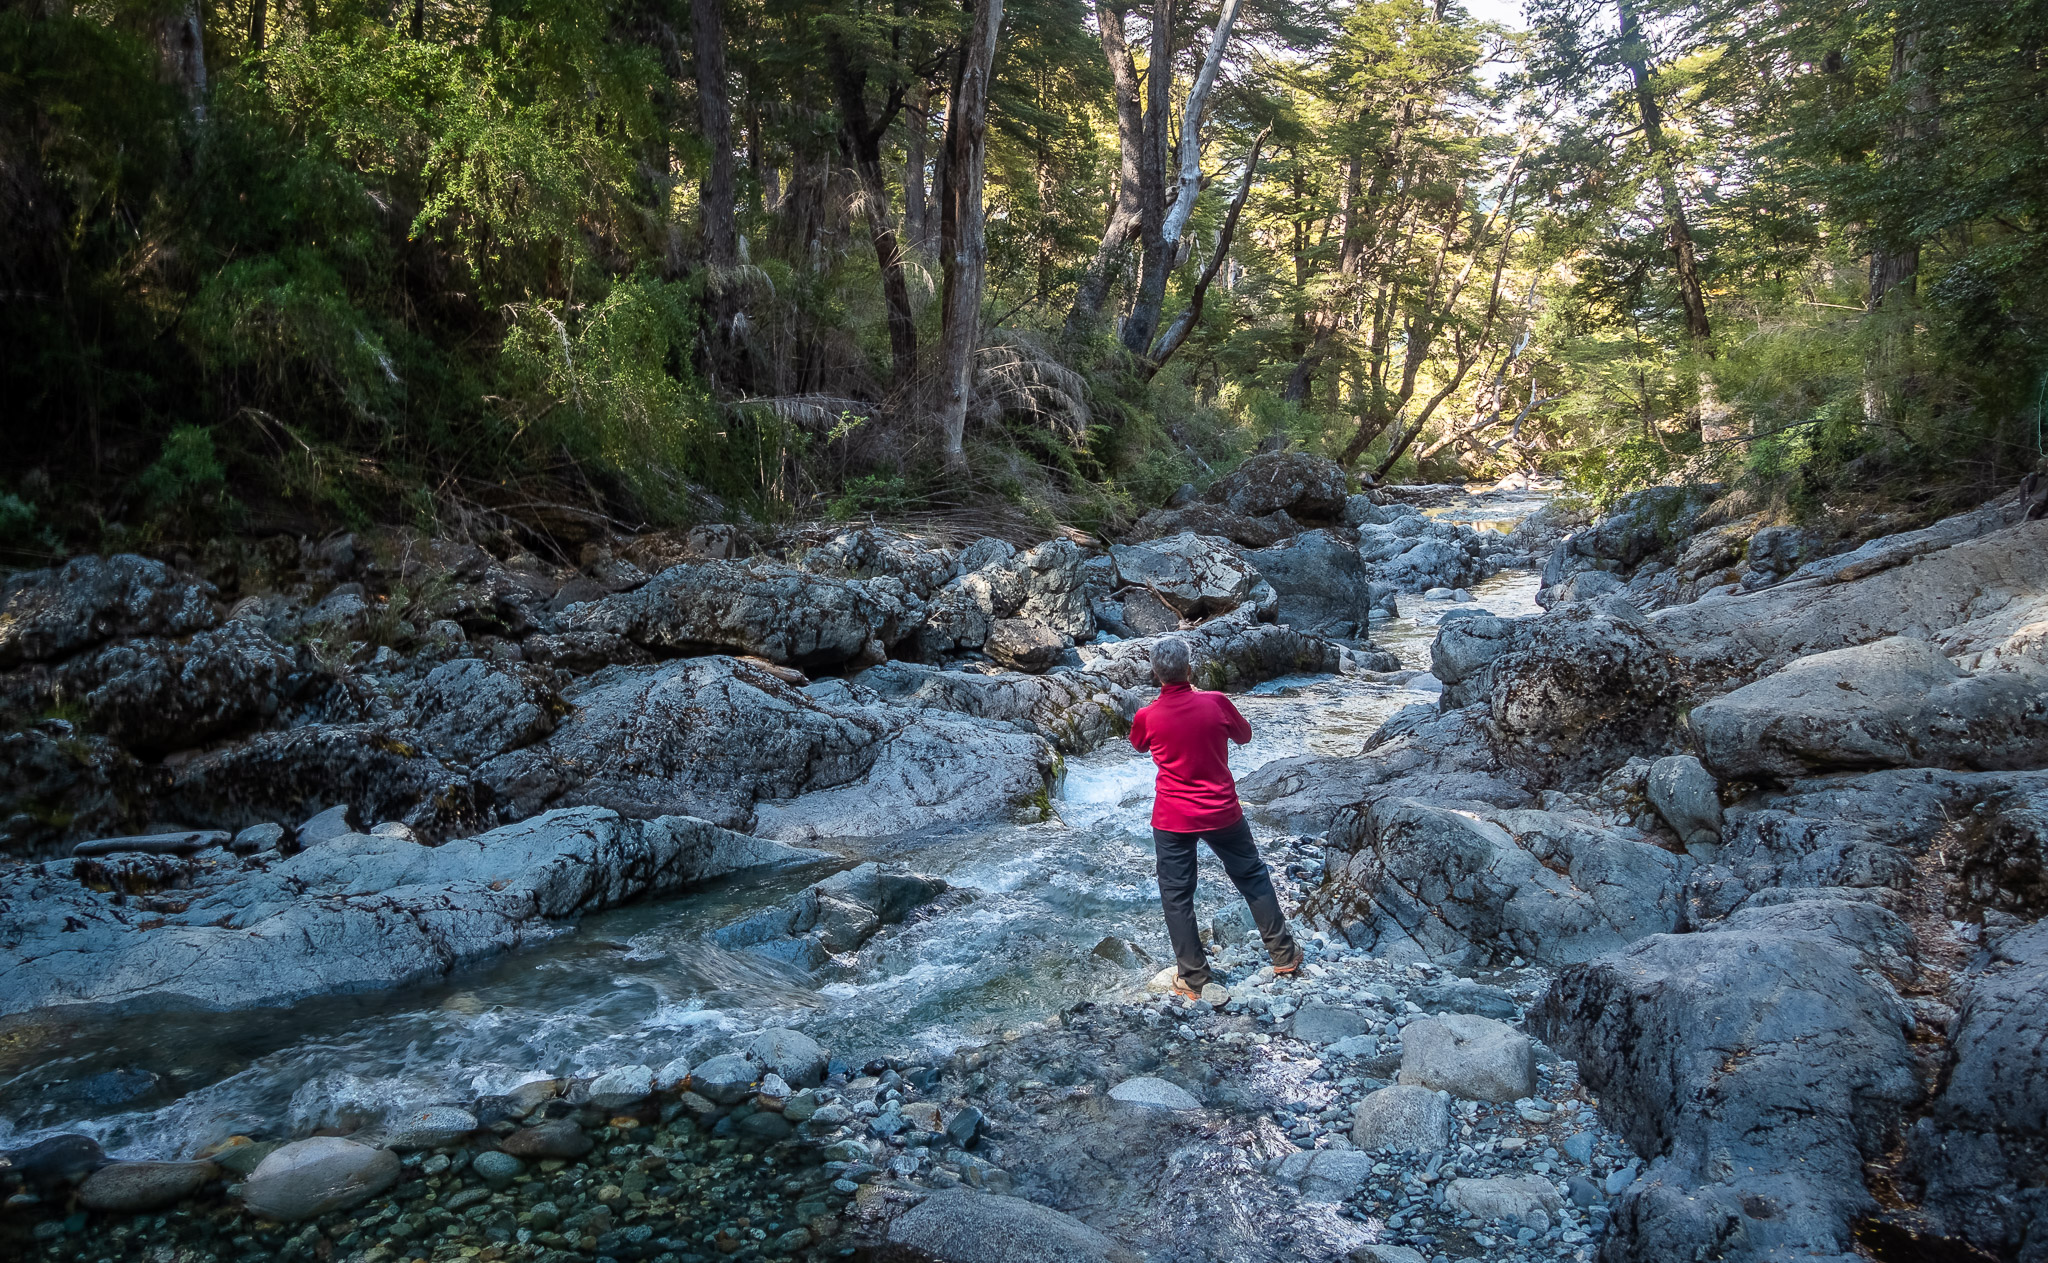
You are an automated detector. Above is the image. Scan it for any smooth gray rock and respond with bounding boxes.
[1691,636,2048,780]
[1350,1084,1452,1152]
[1431,613,1519,710]
[748,1028,827,1088]
[804,526,959,600]
[1245,530,1381,636]
[0,554,218,667]
[499,1118,593,1159]
[885,1188,1138,1263]
[240,1137,399,1222]
[231,823,285,854]
[0,807,822,1016]
[71,830,227,857]
[1531,898,1923,1262]
[984,618,1065,674]
[296,805,356,848]
[689,1053,757,1105]
[1107,1076,1200,1111]
[471,1151,523,1184]
[1204,451,1348,520]
[587,1064,656,1110]
[1646,755,1721,847]
[1397,1014,1536,1102]
[77,1160,217,1212]
[1275,1148,1375,1203]
[1290,1003,1370,1046]
[380,1105,478,1150]
[1109,533,1259,618]
[1326,1034,1380,1059]
[1445,1174,1564,1227]
[653,1056,693,1092]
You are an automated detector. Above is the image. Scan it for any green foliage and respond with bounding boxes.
[138,427,236,532]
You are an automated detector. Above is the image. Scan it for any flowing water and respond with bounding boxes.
[0,573,1542,1164]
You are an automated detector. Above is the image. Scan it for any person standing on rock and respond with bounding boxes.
[1129,637,1302,1001]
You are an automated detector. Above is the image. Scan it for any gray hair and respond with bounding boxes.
[1150,637,1192,684]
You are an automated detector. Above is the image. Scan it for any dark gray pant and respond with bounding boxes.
[1153,817,1300,988]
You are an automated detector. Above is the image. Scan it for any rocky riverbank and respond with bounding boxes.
[5,460,2046,1263]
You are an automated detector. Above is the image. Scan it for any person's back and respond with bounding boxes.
[1129,638,1300,999]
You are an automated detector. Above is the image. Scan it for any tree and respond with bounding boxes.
[937,0,1006,470]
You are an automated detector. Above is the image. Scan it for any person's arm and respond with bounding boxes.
[1217,694,1252,745]
[1129,707,1151,753]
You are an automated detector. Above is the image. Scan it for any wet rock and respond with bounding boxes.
[1350,1084,1452,1152]
[0,554,217,668]
[689,1054,757,1106]
[652,1056,693,1092]
[1276,1148,1375,1203]
[164,723,491,843]
[71,830,226,857]
[499,1118,594,1159]
[1107,1077,1199,1111]
[1076,607,1344,693]
[380,1105,478,1150]
[1397,1014,1535,1102]
[1531,898,1923,1262]
[0,807,819,1016]
[1445,1174,1564,1227]
[240,1137,400,1222]
[1205,452,1349,521]
[0,1134,106,1188]
[405,658,563,765]
[587,1064,655,1111]
[748,1028,827,1088]
[206,1139,279,1176]
[1245,530,1386,637]
[946,1106,984,1148]
[984,618,1065,673]
[1109,533,1259,619]
[76,1160,217,1212]
[1645,754,1721,848]
[884,1188,1140,1263]
[1289,1004,1370,1046]
[1690,636,2048,780]
[714,864,946,971]
[471,1150,523,1184]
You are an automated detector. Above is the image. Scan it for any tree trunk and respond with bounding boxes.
[830,47,917,388]
[1616,0,1709,349]
[937,0,1005,471]
[156,0,207,125]
[1067,0,1143,337]
[692,0,738,270]
[905,80,933,256]
[411,0,424,40]
[1143,127,1267,377]
[248,0,267,58]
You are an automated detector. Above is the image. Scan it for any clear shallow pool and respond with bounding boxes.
[0,575,1541,1163]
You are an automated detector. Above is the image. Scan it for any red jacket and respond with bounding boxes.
[1129,682,1252,832]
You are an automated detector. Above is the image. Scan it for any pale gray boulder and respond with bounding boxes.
[1244,530,1384,636]
[1248,705,1530,837]
[78,1160,218,1212]
[0,554,218,667]
[1107,1077,1200,1111]
[1075,607,1345,693]
[1431,612,1518,710]
[0,807,821,1016]
[1109,532,1259,619]
[1531,898,1923,1263]
[587,1065,656,1111]
[711,863,947,971]
[239,1137,399,1222]
[1444,1175,1564,1227]
[748,1028,827,1088]
[984,618,1065,673]
[1275,1148,1376,1203]
[1645,755,1721,849]
[1203,451,1349,520]
[1690,636,2048,780]
[854,661,1141,754]
[885,1189,1139,1263]
[1397,1014,1536,1102]
[1351,1085,1452,1153]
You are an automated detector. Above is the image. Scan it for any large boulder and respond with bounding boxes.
[884,1189,1140,1263]
[1125,502,1301,549]
[1203,451,1349,520]
[531,559,920,670]
[1486,600,1682,786]
[1689,636,2048,781]
[1307,799,1685,966]
[1,622,299,754]
[914,540,1095,657]
[0,555,218,668]
[1431,612,1519,710]
[1351,1084,1453,1152]
[1245,530,1387,636]
[1242,704,1530,836]
[1397,1014,1536,1102]
[0,807,819,1015]
[404,657,564,766]
[1531,899,1924,1263]
[1900,921,2048,1261]
[240,1137,399,1222]
[984,618,1065,673]
[164,723,493,842]
[1645,754,1721,849]
[485,657,1052,837]
[1075,608,1344,693]
[1108,533,1259,619]
[854,661,1140,754]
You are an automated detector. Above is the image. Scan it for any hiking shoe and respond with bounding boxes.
[1271,944,1305,976]
[1170,975,1206,1002]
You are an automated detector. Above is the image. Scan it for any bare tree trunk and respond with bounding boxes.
[1862,23,1930,427]
[937,0,1005,472]
[904,80,933,256]
[1143,127,1267,377]
[156,0,207,125]
[693,0,738,270]
[830,46,917,388]
[1616,0,1709,350]
[411,0,424,40]
[1066,0,1143,337]
[248,0,268,59]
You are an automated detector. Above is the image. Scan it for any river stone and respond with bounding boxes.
[945,1106,984,1148]
[1352,1248,1429,1263]
[1327,1034,1380,1059]
[1445,1174,1564,1226]
[748,1028,827,1088]
[587,1064,656,1111]
[984,618,1065,673]
[506,1078,562,1115]
[1646,755,1721,848]
[1351,1085,1453,1153]
[71,830,227,857]
[383,1105,478,1150]
[208,1139,279,1176]
[1275,1148,1376,1203]
[499,1119,593,1160]
[0,1133,106,1186]
[1415,979,1520,1020]
[1397,1013,1535,1102]
[1109,533,1260,618]
[690,1053,758,1105]
[1290,1003,1371,1046]
[471,1150,523,1184]
[653,1056,693,1093]
[241,1137,399,1222]
[296,804,356,848]
[1107,1077,1200,1111]
[77,1160,217,1212]
[738,1111,795,1141]
[885,1188,1139,1263]
[231,822,285,854]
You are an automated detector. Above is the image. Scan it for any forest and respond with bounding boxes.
[3,0,2046,552]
